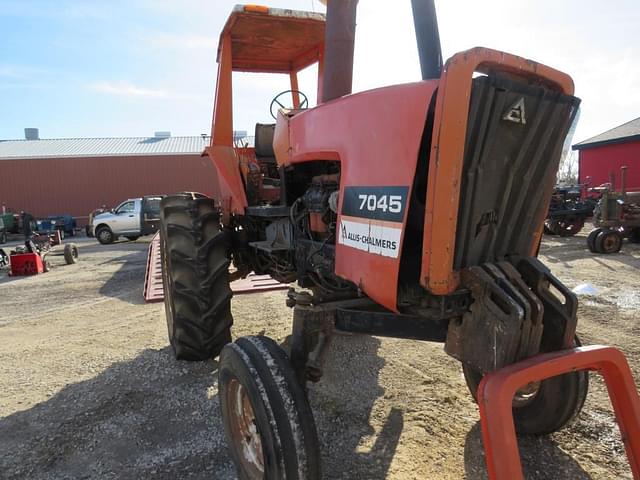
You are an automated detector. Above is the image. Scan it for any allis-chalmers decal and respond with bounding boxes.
[338,186,408,258]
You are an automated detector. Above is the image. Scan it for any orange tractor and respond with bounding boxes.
[158,1,639,478]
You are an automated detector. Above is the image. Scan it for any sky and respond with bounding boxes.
[1,0,639,145]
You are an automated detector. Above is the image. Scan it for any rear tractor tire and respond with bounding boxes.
[462,336,589,435]
[160,193,233,361]
[543,221,556,235]
[557,216,585,236]
[219,336,321,480]
[63,243,79,264]
[546,217,584,236]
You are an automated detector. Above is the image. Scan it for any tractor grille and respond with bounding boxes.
[453,75,580,269]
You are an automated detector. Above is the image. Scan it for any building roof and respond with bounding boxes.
[573,116,640,151]
[0,136,212,160]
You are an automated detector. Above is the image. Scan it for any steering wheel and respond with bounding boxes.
[269,89,309,119]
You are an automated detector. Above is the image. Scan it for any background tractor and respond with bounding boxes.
[587,166,640,254]
[544,185,597,236]
[159,1,591,477]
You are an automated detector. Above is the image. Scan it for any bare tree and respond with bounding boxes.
[557,149,579,184]
[556,108,581,185]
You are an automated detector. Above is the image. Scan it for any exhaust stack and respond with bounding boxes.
[621,166,628,198]
[609,171,616,191]
[320,0,442,103]
[321,0,359,103]
[411,0,443,80]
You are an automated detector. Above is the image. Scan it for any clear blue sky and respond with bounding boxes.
[1,0,639,144]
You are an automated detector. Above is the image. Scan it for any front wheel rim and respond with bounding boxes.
[226,379,264,477]
[603,234,620,252]
[513,381,541,407]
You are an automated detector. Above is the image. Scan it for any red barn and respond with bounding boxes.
[573,116,640,192]
[0,131,226,225]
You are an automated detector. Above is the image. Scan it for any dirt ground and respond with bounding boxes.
[0,229,638,479]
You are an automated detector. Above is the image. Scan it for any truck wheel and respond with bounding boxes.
[586,228,601,253]
[595,229,622,254]
[219,336,321,480]
[160,193,233,360]
[96,226,114,245]
[462,336,589,435]
[64,243,79,264]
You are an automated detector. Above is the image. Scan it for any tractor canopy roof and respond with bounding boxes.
[217,5,326,74]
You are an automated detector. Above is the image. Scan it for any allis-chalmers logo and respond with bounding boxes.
[503,97,527,125]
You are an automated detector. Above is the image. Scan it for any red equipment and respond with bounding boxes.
[7,231,78,276]
[9,252,45,276]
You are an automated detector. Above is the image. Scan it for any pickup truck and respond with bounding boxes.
[92,196,164,245]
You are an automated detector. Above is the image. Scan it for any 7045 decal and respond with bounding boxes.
[342,186,408,222]
[357,194,403,214]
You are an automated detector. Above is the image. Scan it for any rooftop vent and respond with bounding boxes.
[233,130,248,140]
[24,128,39,140]
[154,131,171,138]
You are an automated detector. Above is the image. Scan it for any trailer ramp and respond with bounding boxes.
[144,233,287,303]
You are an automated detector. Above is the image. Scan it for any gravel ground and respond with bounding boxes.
[0,230,638,479]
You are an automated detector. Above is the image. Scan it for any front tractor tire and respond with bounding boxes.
[586,228,601,253]
[219,336,321,480]
[462,336,589,435]
[160,193,233,361]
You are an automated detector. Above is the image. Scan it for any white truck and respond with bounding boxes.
[92,196,164,245]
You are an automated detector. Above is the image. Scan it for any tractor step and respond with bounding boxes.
[143,232,288,303]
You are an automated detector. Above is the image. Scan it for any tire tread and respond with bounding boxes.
[160,193,233,360]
